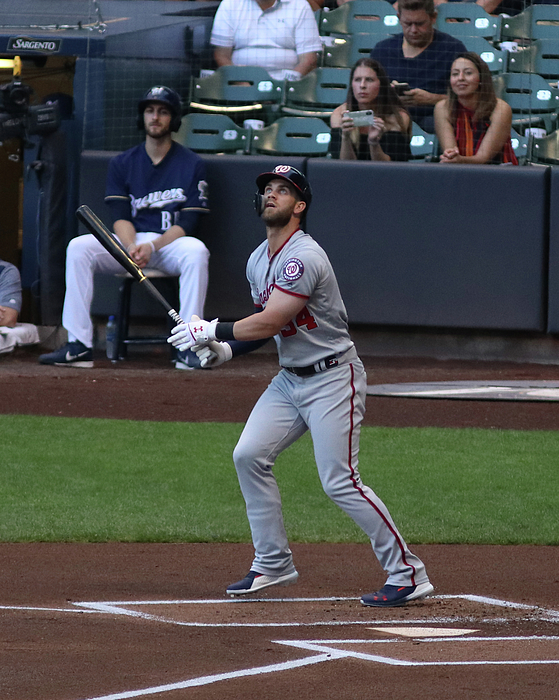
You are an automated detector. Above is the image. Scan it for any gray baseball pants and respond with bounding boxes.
[232,354,429,587]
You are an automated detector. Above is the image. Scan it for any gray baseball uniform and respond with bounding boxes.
[233,229,430,587]
[0,260,22,313]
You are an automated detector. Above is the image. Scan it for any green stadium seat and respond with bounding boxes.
[408,122,436,161]
[250,117,331,156]
[507,39,559,81]
[322,33,389,68]
[493,72,559,133]
[282,67,351,118]
[531,128,559,164]
[189,66,284,122]
[509,127,530,165]
[319,0,400,37]
[462,36,508,74]
[501,4,559,42]
[435,3,501,41]
[174,113,251,154]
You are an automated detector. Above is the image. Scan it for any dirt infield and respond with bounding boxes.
[1,346,559,699]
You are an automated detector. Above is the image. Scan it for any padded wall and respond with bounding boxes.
[306,160,549,331]
[80,152,550,330]
[547,167,559,333]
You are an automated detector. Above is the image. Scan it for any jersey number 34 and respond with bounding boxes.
[281,306,318,337]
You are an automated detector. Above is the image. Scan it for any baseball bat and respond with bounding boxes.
[75,204,184,325]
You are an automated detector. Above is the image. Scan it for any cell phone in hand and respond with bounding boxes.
[393,82,410,95]
[345,109,375,127]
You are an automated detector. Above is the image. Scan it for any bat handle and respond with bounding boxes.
[168,309,185,325]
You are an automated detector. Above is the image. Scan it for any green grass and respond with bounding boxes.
[1,414,558,544]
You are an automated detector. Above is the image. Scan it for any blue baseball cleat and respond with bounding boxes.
[361,581,434,607]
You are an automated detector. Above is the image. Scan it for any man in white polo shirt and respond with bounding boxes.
[211,0,322,81]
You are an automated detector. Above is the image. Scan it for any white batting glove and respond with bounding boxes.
[168,315,218,352]
[195,340,233,368]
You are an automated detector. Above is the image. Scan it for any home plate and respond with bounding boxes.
[371,627,478,638]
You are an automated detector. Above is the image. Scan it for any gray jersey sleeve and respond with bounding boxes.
[274,248,322,299]
[246,241,268,307]
[0,261,22,312]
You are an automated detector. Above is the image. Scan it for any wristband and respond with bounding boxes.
[149,240,156,254]
[215,322,236,341]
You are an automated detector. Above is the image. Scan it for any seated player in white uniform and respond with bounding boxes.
[39,85,210,369]
[169,165,434,607]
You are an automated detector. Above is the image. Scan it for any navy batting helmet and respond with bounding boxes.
[137,85,182,132]
[254,165,312,216]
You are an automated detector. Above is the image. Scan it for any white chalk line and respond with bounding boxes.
[4,595,559,700]
[286,636,559,643]
[0,605,97,614]
[3,594,558,627]
[67,593,559,628]
[275,638,559,666]
[73,633,559,700]
[67,600,524,628]
[73,653,335,700]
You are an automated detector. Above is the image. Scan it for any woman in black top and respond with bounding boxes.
[329,58,412,162]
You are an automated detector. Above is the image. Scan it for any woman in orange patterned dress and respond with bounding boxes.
[434,51,518,165]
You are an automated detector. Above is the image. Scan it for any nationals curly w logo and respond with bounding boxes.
[282,258,304,282]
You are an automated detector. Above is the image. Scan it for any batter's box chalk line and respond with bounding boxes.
[70,637,559,700]
[3,596,559,700]
[70,593,559,627]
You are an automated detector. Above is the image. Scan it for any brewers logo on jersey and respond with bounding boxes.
[105,141,209,233]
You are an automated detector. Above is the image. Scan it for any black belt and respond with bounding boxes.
[282,354,339,377]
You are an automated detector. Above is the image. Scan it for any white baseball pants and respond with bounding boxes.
[62,232,209,348]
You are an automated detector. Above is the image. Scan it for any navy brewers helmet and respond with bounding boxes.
[254,165,312,216]
[137,85,182,132]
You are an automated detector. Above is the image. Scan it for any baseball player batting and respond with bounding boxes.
[169,165,434,607]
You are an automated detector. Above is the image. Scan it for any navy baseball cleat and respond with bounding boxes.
[226,570,299,596]
[361,581,434,607]
[174,348,202,370]
[39,341,93,368]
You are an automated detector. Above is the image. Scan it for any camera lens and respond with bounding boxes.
[9,86,29,107]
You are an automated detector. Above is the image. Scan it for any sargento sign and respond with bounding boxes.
[7,36,61,52]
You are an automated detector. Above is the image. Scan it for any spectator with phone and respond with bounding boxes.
[370,0,467,133]
[329,58,412,162]
[434,52,518,165]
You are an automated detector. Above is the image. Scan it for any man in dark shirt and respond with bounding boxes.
[370,0,466,133]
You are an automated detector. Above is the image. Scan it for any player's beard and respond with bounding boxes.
[145,123,171,140]
[262,205,292,228]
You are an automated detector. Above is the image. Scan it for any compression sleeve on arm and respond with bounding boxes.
[228,338,270,357]
[216,305,270,355]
